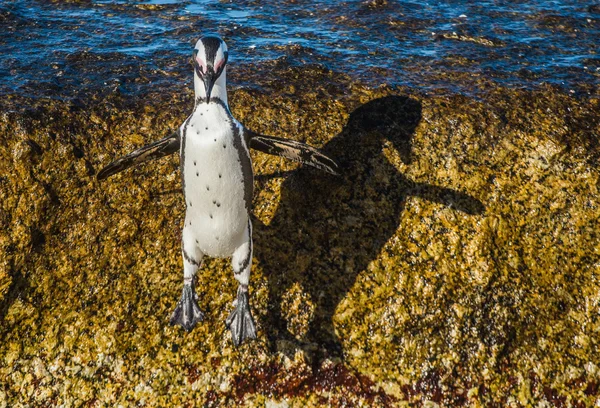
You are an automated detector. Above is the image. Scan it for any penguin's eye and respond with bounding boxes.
[214,58,225,73]
[195,56,207,74]
[214,51,228,74]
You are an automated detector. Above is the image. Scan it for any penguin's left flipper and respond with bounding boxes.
[225,286,257,346]
[96,130,180,180]
[246,131,339,176]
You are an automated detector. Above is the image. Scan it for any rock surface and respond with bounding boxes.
[1,67,599,406]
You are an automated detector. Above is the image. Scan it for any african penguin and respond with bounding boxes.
[97,35,339,347]
[171,35,257,346]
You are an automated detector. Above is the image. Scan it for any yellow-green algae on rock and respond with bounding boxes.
[1,70,599,406]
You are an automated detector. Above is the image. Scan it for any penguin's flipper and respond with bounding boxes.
[225,285,257,346]
[96,131,181,180]
[246,130,339,176]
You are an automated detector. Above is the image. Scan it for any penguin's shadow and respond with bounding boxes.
[253,95,485,357]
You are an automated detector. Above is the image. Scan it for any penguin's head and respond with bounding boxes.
[193,35,228,103]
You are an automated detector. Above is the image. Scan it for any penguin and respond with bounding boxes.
[97,35,338,346]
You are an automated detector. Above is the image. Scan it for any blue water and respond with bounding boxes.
[0,0,598,99]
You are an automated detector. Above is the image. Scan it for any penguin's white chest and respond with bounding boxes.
[181,103,251,257]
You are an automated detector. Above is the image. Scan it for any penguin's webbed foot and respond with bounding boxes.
[170,283,204,332]
[225,285,257,346]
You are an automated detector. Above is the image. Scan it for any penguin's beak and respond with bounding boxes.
[203,71,216,103]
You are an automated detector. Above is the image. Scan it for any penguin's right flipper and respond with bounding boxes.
[96,130,181,180]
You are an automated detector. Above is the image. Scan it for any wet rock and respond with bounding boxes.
[0,66,599,406]
[434,31,505,47]
[0,266,9,303]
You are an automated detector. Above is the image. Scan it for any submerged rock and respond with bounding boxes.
[0,67,599,406]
